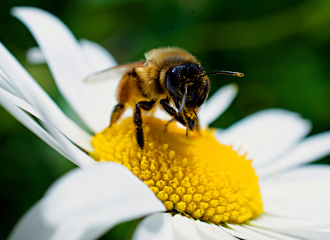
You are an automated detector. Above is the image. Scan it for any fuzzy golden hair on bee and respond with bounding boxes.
[136,47,201,99]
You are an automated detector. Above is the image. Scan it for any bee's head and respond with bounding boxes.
[165,63,244,131]
[165,63,209,131]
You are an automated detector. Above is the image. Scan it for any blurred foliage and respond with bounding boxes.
[1,0,330,239]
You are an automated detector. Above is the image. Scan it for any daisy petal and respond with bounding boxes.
[0,69,21,96]
[79,39,117,72]
[227,223,279,240]
[0,92,68,159]
[31,97,96,168]
[259,132,330,178]
[250,215,330,240]
[176,215,239,240]
[12,7,99,132]
[134,214,238,240]
[261,165,330,222]
[217,109,311,168]
[9,162,165,240]
[8,203,53,240]
[221,226,260,240]
[243,225,300,240]
[0,87,94,167]
[25,39,119,132]
[195,221,238,239]
[133,213,175,240]
[198,84,238,128]
[80,39,121,132]
[26,46,46,64]
[171,215,204,240]
[0,87,42,119]
[274,164,330,183]
[0,42,93,152]
[26,39,117,71]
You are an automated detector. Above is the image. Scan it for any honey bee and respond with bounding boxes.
[86,47,243,150]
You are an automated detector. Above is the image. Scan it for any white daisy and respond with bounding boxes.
[1,7,330,240]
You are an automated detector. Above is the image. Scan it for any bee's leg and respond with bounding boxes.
[134,100,156,150]
[159,99,186,127]
[194,115,200,134]
[164,119,174,133]
[110,104,126,127]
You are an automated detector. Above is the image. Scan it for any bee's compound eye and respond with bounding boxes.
[196,78,209,107]
[196,91,207,107]
[166,71,176,94]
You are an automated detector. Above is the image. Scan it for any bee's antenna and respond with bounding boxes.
[201,70,244,78]
[178,84,188,114]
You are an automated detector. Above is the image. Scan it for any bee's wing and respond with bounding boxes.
[85,62,145,83]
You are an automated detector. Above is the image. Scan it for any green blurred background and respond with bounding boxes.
[1,0,330,239]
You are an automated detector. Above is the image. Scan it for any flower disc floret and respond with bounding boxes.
[92,117,263,224]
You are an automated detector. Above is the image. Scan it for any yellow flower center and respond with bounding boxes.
[91,116,263,224]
